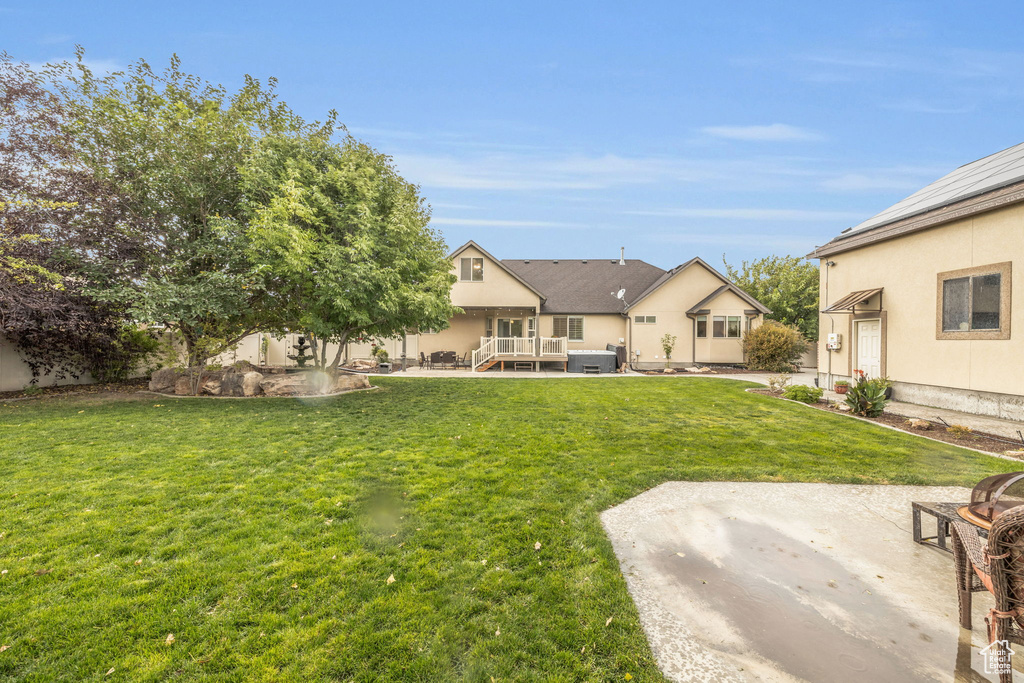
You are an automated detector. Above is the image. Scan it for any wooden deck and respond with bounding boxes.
[478,355,568,372]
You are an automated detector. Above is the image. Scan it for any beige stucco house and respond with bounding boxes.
[808,141,1024,419]
[421,241,770,370]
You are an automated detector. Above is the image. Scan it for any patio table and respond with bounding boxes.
[912,501,988,554]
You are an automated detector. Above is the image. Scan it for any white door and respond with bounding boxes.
[855,320,882,379]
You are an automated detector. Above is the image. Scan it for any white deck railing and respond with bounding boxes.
[471,336,567,370]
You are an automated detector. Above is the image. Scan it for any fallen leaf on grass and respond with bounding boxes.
[0,644,9,653]
[33,568,52,576]
[495,628,500,636]
[291,583,298,589]
[134,559,143,566]
[105,667,115,676]
[605,617,613,626]
[386,574,395,585]
[165,633,175,645]
[534,542,541,551]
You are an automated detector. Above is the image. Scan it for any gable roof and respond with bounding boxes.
[810,141,1024,258]
[686,284,772,315]
[625,256,771,314]
[501,259,665,314]
[449,240,546,300]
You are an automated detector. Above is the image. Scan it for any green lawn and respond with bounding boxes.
[0,377,1014,681]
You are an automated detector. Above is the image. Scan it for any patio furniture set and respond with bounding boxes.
[914,472,1024,682]
[419,351,469,370]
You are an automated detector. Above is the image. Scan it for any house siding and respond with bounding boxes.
[816,200,1024,406]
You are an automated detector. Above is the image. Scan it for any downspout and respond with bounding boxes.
[824,260,836,388]
[686,313,697,366]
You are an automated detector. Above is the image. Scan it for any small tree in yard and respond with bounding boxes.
[742,320,807,372]
[660,333,677,368]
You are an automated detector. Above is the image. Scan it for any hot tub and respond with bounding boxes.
[567,350,617,373]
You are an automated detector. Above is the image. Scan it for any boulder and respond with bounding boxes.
[201,379,222,396]
[837,403,851,412]
[172,369,224,395]
[149,367,185,393]
[663,368,676,374]
[221,369,265,397]
[907,418,931,430]
[260,372,326,397]
[334,373,371,392]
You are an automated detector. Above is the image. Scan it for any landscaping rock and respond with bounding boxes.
[663,368,676,374]
[260,372,326,397]
[149,368,185,393]
[201,379,222,396]
[174,376,192,395]
[334,373,371,392]
[837,404,851,412]
[1005,450,1024,458]
[172,369,224,395]
[221,370,265,397]
[907,419,931,430]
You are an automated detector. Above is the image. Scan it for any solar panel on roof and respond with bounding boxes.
[840,141,1024,238]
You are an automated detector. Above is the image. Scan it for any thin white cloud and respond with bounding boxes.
[881,100,974,115]
[650,231,815,252]
[430,217,589,230]
[626,208,864,222]
[820,166,946,192]
[701,123,822,142]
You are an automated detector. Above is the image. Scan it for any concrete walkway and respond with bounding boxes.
[383,366,1024,443]
[602,481,1003,682]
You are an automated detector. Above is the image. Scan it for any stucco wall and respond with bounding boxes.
[0,336,98,392]
[816,201,1023,396]
[628,264,761,366]
[450,245,541,310]
[537,313,625,351]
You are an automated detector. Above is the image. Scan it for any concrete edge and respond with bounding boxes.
[743,387,1023,463]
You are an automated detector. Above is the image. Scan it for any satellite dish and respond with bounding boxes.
[615,288,626,299]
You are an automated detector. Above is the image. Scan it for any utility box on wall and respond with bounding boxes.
[826,333,842,351]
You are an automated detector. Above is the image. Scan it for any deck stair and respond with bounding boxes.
[475,359,499,372]
[471,336,567,371]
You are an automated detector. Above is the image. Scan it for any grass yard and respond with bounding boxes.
[0,377,1015,681]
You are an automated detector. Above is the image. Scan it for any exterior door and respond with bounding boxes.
[855,319,882,379]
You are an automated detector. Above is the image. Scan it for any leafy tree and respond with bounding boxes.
[724,254,819,341]
[0,53,155,383]
[51,49,336,390]
[242,135,458,370]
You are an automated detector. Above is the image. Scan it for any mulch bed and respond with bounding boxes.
[0,378,149,402]
[750,388,1024,456]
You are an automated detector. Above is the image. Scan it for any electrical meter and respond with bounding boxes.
[826,333,842,351]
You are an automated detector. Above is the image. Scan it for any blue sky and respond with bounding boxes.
[5,1,1024,269]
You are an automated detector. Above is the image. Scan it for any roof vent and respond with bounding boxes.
[524,260,530,264]
[552,260,558,264]
[619,247,626,265]
[841,227,852,234]
[582,259,588,264]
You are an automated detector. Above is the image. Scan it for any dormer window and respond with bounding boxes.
[460,257,484,282]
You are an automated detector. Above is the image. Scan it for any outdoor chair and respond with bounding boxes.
[456,351,469,369]
[419,352,427,369]
[429,351,443,369]
[441,351,457,368]
[951,506,1024,682]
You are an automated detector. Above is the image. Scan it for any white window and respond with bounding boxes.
[553,315,584,342]
[422,327,438,335]
[937,262,1010,340]
[634,315,657,324]
[528,317,536,338]
[712,315,741,338]
[460,257,483,282]
[696,315,707,338]
[485,317,493,338]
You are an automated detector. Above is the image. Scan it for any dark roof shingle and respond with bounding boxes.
[502,259,666,314]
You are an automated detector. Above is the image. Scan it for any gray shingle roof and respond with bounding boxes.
[841,140,1024,238]
[501,259,666,314]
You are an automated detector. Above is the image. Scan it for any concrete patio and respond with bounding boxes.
[602,482,1010,682]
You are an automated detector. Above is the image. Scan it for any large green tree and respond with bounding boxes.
[52,50,336,384]
[724,254,819,341]
[243,135,457,370]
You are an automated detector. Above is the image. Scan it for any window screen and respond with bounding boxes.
[460,257,483,281]
[972,274,1001,330]
[696,315,707,338]
[712,316,726,337]
[942,277,970,332]
[727,316,741,338]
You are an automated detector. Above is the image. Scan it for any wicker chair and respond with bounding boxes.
[951,505,1024,682]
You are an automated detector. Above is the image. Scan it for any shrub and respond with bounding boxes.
[767,374,792,392]
[844,372,888,417]
[742,321,807,373]
[833,380,850,387]
[947,424,973,439]
[782,384,823,404]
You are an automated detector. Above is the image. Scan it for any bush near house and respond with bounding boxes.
[782,384,823,404]
[742,320,807,372]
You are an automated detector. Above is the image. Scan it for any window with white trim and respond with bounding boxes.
[712,315,741,338]
[527,317,536,338]
[634,315,657,324]
[552,315,584,342]
[696,315,707,338]
[460,257,484,282]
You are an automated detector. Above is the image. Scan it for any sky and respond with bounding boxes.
[4,1,1024,269]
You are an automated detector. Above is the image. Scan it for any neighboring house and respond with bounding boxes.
[808,141,1024,419]
[421,240,770,370]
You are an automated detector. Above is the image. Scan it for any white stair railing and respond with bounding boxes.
[472,337,497,371]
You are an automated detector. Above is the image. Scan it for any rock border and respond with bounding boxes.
[142,385,379,400]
